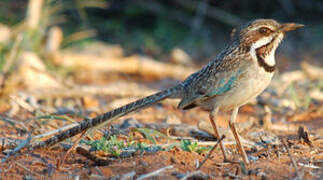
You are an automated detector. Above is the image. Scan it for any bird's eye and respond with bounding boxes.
[259,27,270,34]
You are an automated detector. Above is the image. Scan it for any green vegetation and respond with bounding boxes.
[82,130,212,157]
[180,139,210,154]
[81,135,163,157]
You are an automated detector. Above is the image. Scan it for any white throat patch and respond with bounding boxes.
[250,34,284,67]
[265,45,276,66]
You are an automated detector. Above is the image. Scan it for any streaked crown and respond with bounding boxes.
[239,19,302,48]
[234,19,303,72]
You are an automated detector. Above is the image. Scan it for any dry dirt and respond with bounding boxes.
[0,100,322,179]
[0,57,323,179]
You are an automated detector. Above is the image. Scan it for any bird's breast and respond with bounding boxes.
[199,63,274,111]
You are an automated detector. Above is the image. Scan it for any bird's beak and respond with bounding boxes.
[279,23,304,32]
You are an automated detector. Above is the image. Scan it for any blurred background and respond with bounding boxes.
[1,0,322,68]
[0,0,322,110]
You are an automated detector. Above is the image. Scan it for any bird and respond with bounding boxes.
[30,19,303,164]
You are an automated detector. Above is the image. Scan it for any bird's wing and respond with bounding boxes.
[178,68,243,109]
[177,49,249,110]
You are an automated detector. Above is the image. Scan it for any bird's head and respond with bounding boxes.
[229,19,303,72]
[238,19,303,52]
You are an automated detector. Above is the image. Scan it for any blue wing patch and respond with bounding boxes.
[208,69,242,96]
[178,69,243,109]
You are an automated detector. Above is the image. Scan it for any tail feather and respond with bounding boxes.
[30,85,183,150]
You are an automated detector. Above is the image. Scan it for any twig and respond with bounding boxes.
[180,170,209,180]
[144,122,215,140]
[0,115,28,132]
[60,53,196,79]
[0,115,19,126]
[16,162,43,178]
[267,123,299,132]
[137,165,174,180]
[226,172,242,179]
[30,153,56,176]
[59,130,87,168]
[76,146,112,166]
[298,162,323,169]
[10,95,35,112]
[33,123,79,139]
[297,126,313,148]
[263,105,272,130]
[1,134,32,163]
[0,138,24,149]
[197,135,225,170]
[120,171,136,180]
[106,171,136,180]
[281,139,302,179]
[251,144,272,157]
[93,166,104,177]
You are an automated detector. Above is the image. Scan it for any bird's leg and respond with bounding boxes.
[209,107,228,162]
[229,107,250,164]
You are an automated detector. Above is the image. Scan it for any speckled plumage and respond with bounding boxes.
[29,19,303,164]
[178,19,284,111]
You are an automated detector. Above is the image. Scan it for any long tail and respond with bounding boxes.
[30,84,183,150]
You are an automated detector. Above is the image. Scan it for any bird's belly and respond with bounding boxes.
[200,69,274,111]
